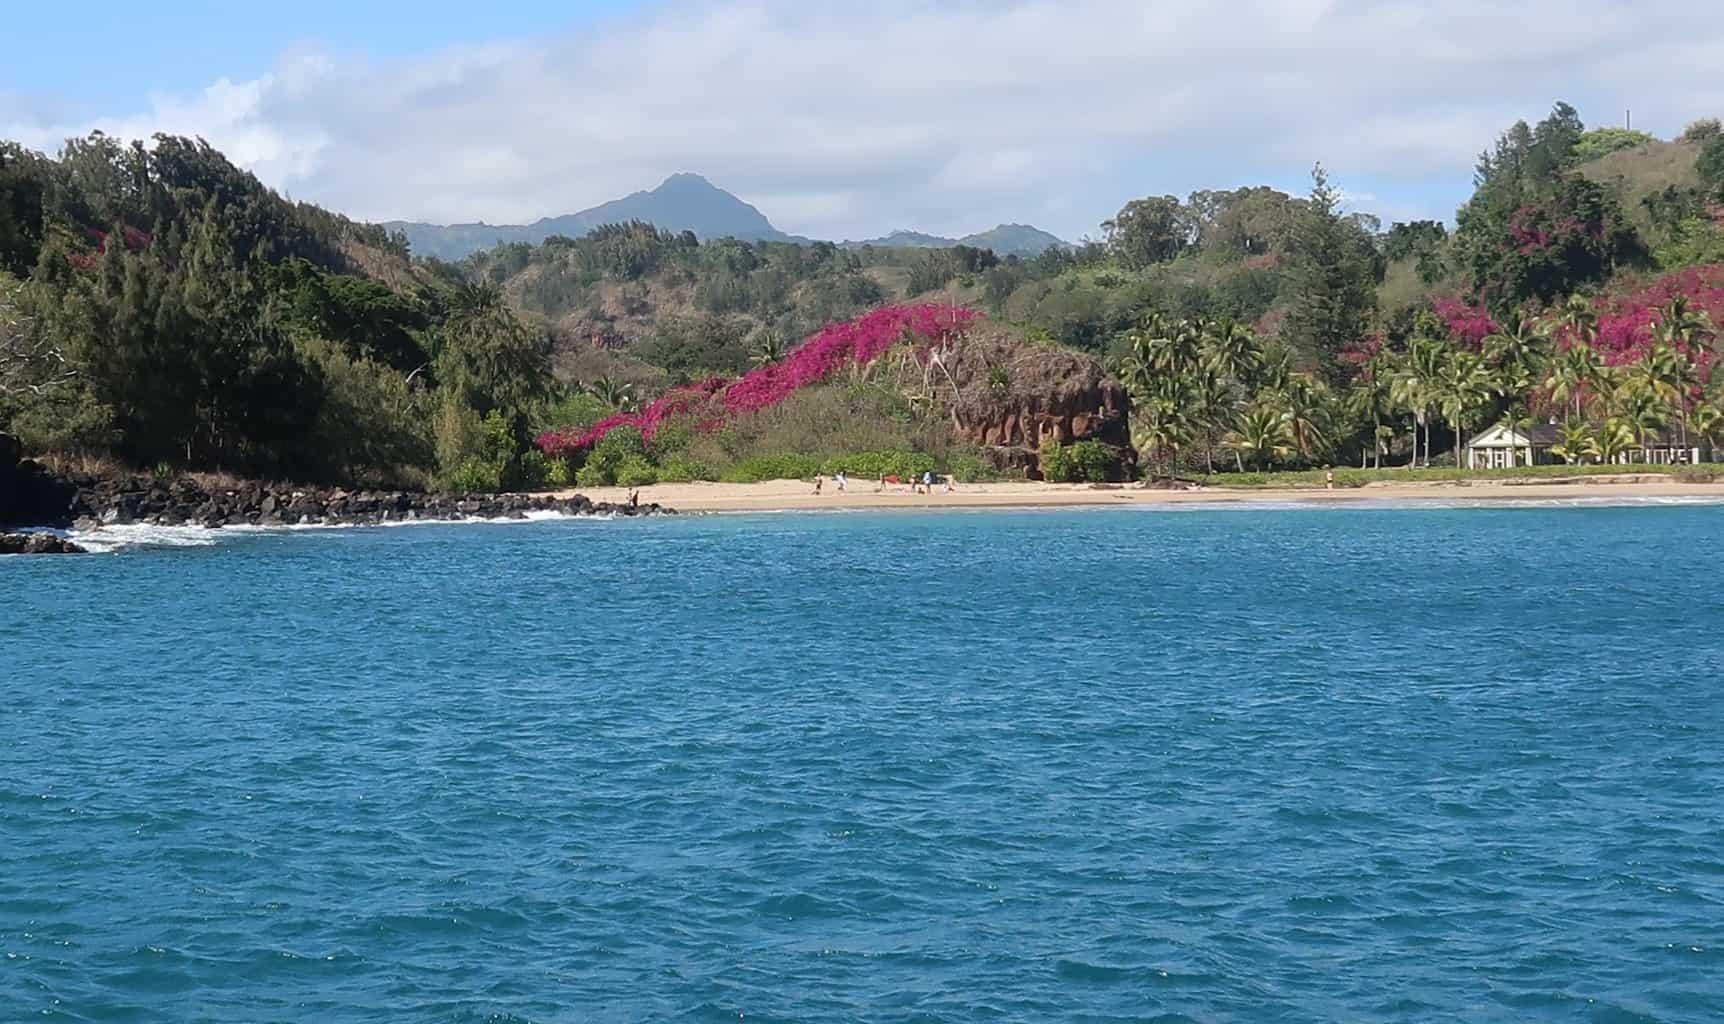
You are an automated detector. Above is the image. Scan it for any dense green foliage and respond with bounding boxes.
[0,133,550,488]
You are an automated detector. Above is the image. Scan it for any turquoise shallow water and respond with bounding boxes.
[4,504,1724,1022]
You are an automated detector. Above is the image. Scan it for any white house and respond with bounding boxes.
[1465,422,1561,469]
[1467,420,1714,468]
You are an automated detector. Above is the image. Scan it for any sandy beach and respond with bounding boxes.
[560,474,1724,513]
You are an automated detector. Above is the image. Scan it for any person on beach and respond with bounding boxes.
[1325,469,1335,490]
[628,489,639,509]
[836,470,847,492]
[943,475,954,494]
[876,473,887,493]
[813,474,824,495]
[922,470,934,494]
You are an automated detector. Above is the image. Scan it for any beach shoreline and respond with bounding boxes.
[559,475,1724,513]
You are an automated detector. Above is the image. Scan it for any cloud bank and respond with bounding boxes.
[6,0,1723,240]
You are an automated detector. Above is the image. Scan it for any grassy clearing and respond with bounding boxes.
[1203,464,1724,489]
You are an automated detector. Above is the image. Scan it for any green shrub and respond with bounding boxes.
[580,425,645,485]
[447,458,501,494]
[720,453,823,482]
[647,416,697,459]
[818,450,936,479]
[517,449,551,490]
[546,457,575,487]
[656,454,714,483]
[1040,440,1076,482]
[1068,440,1112,482]
[948,453,991,483]
[615,455,659,487]
[575,461,613,488]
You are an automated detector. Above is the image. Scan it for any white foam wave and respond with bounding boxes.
[68,509,628,552]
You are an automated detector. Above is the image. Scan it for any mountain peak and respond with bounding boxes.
[656,172,720,192]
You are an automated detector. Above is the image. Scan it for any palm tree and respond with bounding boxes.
[1224,405,1295,471]
[1692,401,1723,458]
[1483,309,1549,391]
[1279,373,1332,465]
[1392,335,1446,468]
[1132,375,1195,477]
[1201,319,1262,387]
[751,328,787,367]
[1638,338,1701,452]
[1349,352,1395,470]
[1551,418,1600,465]
[1436,350,1495,468]
[1594,417,1637,465]
[1614,378,1672,464]
[1499,402,1538,470]
[1545,343,1600,420]
[1187,369,1230,474]
[583,376,638,412]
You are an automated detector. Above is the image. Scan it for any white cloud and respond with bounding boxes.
[9,0,1724,240]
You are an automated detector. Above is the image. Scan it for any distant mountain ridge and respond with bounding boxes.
[841,224,1068,257]
[387,175,1066,261]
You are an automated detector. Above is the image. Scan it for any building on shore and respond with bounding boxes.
[1466,420,1713,469]
[1465,422,1562,469]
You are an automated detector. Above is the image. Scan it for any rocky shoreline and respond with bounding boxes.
[65,476,667,531]
[1,432,670,555]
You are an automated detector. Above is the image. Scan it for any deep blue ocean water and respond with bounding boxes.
[4,503,1724,1023]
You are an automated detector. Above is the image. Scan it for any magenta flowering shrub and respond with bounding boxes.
[537,304,980,458]
[1583,265,1724,367]
[1430,297,1498,348]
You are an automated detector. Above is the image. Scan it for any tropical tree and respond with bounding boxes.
[1278,372,1333,464]
[1436,349,1496,467]
[1545,342,1600,420]
[1201,318,1262,386]
[1349,351,1396,469]
[1500,401,1538,469]
[1224,404,1295,470]
[1593,417,1637,464]
[751,328,787,367]
[1551,418,1600,465]
[1634,341,1698,449]
[1614,378,1672,462]
[1483,309,1549,395]
[582,376,638,412]
[1393,334,1447,467]
[1132,374,1195,476]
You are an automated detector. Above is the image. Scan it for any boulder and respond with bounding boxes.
[0,532,87,555]
[0,433,79,528]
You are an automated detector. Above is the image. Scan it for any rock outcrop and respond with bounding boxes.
[0,431,670,535]
[945,330,1135,479]
[65,478,667,531]
[0,432,79,528]
[0,533,86,555]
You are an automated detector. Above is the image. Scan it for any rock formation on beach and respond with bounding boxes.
[944,330,1136,480]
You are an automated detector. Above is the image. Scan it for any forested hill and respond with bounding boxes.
[0,133,556,490]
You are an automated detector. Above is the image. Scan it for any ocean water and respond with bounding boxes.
[4,504,1724,1023]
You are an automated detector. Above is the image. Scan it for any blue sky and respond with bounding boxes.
[5,1,1721,242]
[5,2,627,106]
